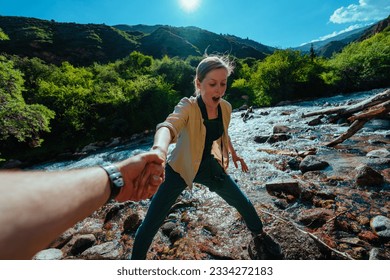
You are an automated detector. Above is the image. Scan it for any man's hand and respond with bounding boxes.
[115,151,165,202]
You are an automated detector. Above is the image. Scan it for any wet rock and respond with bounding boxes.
[300,184,319,203]
[273,125,290,134]
[369,247,390,260]
[297,208,334,228]
[272,198,290,209]
[260,220,330,259]
[287,157,300,170]
[49,228,75,249]
[267,133,291,144]
[169,228,184,244]
[307,116,323,126]
[161,222,176,237]
[355,165,384,188]
[81,241,122,260]
[81,143,100,153]
[123,213,141,233]
[254,135,269,143]
[77,217,104,235]
[107,137,121,148]
[69,234,96,255]
[370,215,390,238]
[104,204,122,224]
[366,148,390,158]
[299,155,329,173]
[358,230,380,243]
[265,179,301,200]
[33,248,63,260]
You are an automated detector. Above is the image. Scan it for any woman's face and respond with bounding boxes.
[197,68,228,109]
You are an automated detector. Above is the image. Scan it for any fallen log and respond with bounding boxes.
[302,89,390,121]
[303,89,390,146]
[325,119,368,147]
[348,99,390,122]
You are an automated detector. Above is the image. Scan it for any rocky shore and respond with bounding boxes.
[32,89,389,260]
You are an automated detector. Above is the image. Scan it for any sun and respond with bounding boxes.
[179,0,201,13]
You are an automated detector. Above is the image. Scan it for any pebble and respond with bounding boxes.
[370,215,390,238]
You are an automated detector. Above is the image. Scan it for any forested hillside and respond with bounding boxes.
[0,16,272,66]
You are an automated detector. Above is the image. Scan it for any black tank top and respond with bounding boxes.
[197,95,224,159]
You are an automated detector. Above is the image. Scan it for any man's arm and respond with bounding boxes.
[0,152,164,259]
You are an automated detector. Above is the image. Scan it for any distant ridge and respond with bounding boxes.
[295,15,389,57]
[0,16,273,66]
[0,15,387,65]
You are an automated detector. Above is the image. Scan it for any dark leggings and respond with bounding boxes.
[131,157,263,259]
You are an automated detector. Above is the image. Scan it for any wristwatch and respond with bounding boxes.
[100,164,124,201]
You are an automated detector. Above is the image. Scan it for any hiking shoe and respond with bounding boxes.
[249,232,283,260]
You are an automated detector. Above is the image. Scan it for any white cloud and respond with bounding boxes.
[318,24,365,41]
[301,24,369,46]
[330,0,390,24]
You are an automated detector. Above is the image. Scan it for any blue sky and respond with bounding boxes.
[0,0,389,48]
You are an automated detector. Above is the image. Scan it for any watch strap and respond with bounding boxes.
[100,164,124,201]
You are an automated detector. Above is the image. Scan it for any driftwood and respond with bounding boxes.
[258,208,354,260]
[302,89,390,147]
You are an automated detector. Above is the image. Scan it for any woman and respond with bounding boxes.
[131,55,279,260]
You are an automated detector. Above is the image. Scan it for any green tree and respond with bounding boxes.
[0,56,55,149]
[327,30,390,92]
[0,28,9,40]
[152,56,195,97]
[250,50,327,104]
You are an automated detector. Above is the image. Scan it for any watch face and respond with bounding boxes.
[113,177,124,188]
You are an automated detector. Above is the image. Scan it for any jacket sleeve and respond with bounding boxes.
[156,97,192,143]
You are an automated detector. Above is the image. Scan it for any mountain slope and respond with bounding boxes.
[0,16,140,65]
[117,25,273,59]
[0,16,274,66]
[295,15,390,57]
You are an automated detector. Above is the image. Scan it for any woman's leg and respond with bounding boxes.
[214,175,263,233]
[131,164,187,260]
[195,158,263,234]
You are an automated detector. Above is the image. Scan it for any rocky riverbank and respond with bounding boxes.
[32,89,389,260]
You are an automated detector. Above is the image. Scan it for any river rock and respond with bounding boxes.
[257,220,329,259]
[273,125,290,134]
[267,133,291,144]
[33,248,63,260]
[297,208,334,228]
[81,241,122,260]
[366,148,390,158]
[69,234,96,255]
[265,179,301,199]
[161,222,177,236]
[299,155,329,173]
[49,228,75,249]
[369,247,390,260]
[169,228,184,244]
[104,204,123,223]
[370,215,390,238]
[123,213,141,233]
[355,165,384,187]
[254,135,269,143]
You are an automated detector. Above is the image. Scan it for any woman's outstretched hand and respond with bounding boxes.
[232,154,249,173]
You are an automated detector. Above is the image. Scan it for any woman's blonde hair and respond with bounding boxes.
[194,55,234,95]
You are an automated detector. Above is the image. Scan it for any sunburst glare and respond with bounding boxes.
[179,0,201,13]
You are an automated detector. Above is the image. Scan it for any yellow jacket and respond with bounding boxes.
[157,96,231,186]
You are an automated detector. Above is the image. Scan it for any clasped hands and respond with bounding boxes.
[114,150,166,202]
